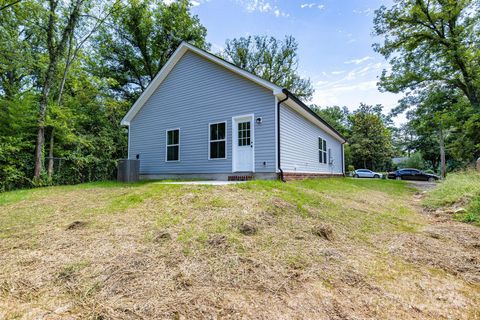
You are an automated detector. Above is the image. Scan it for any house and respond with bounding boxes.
[121,42,347,181]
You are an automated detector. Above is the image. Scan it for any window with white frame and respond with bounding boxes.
[209,122,226,159]
[166,129,179,161]
[319,137,327,164]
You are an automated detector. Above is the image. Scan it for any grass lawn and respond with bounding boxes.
[0,178,478,319]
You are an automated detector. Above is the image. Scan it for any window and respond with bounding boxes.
[319,137,327,164]
[209,122,226,159]
[166,129,179,161]
[238,121,251,146]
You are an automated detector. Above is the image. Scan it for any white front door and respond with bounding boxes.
[233,115,254,172]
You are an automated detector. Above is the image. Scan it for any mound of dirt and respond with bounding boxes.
[152,230,171,243]
[312,224,334,241]
[208,234,228,248]
[239,221,257,235]
[65,221,87,230]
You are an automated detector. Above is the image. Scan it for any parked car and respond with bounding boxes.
[352,169,383,179]
[387,168,440,182]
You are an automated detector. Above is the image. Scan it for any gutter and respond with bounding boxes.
[277,91,290,182]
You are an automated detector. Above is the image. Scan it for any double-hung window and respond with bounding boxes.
[209,122,226,159]
[166,129,180,161]
[319,137,327,164]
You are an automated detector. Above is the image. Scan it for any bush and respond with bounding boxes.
[0,136,33,192]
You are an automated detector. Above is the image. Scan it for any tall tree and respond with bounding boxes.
[348,104,394,170]
[33,0,87,180]
[396,86,475,172]
[373,0,480,111]
[221,35,314,101]
[93,0,208,102]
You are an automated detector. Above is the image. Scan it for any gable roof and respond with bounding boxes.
[121,41,346,143]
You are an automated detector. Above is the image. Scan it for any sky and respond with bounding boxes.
[190,0,405,124]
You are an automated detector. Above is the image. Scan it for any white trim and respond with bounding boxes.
[165,128,180,162]
[208,121,227,160]
[318,136,327,164]
[120,42,282,126]
[274,96,279,173]
[127,126,131,159]
[232,114,255,173]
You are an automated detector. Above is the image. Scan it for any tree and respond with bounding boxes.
[93,0,208,102]
[348,104,394,170]
[391,123,416,157]
[311,105,350,138]
[33,0,87,180]
[221,35,314,101]
[373,0,480,111]
[396,86,472,175]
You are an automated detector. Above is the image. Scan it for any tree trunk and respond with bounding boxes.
[47,128,54,179]
[33,63,56,179]
[33,126,45,179]
[439,129,446,179]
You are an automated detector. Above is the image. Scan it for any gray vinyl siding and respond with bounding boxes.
[280,104,343,174]
[129,51,276,174]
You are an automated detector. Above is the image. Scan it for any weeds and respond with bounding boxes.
[424,170,480,225]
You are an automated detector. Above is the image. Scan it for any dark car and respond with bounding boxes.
[387,168,440,182]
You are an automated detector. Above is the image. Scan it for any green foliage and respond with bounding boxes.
[374,0,480,111]
[221,35,314,101]
[375,0,480,170]
[0,136,32,192]
[424,171,480,225]
[311,105,350,137]
[93,0,209,101]
[0,0,206,192]
[348,104,394,171]
[398,153,427,170]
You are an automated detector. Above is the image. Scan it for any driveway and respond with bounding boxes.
[406,180,438,191]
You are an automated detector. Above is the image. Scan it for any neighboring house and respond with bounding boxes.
[121,42,346,181]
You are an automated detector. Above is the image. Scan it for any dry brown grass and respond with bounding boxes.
[0,179,479,319]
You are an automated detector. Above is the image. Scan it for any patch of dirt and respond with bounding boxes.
[152,230,171,243]
[65,221,87,230]
[207,234,228,248]
[312,223,334,240]
[239,221,257,235]
[387,219,480,284]
[384,186,480,284]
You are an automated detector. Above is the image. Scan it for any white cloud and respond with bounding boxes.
[300,2,325,10]
[310,61,404,124]
[237,0,289,17]
[353,8,373,15]
[344,56,372,65]
[301,3,315,8]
